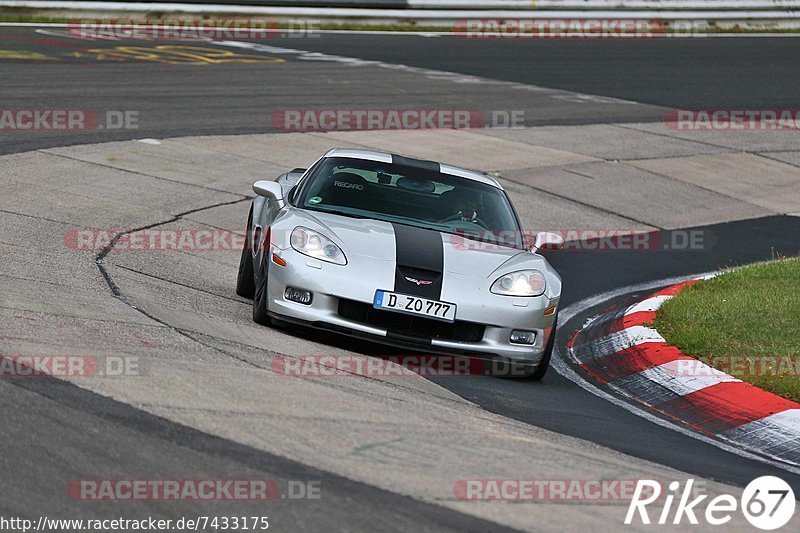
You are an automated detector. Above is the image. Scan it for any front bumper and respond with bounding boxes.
[266,247,558,364]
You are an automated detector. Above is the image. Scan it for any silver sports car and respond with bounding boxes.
[237,148,563,379]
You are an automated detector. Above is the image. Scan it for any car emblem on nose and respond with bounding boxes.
[405,276,433,286]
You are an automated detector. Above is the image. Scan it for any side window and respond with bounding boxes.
[291,158,324,205]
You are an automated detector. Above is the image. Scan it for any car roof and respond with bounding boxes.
[323,148,503,190]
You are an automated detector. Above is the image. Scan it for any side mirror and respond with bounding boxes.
[253,180,284,202]
[531,231,564,252]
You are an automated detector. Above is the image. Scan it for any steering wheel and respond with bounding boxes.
[441,214,490,230]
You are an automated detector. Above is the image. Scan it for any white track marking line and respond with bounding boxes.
[571,325,665,361]
[551,272,800,475]
[639,360,741,396]
[625,294,672,315]
[722,409,800,461]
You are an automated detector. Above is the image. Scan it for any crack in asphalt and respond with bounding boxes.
[0,207,76,226]
[0,303,169,329]
[753,151,800,171]
[498,172,664,230]
[134,405,431,427]
[622,162,783,216]
[611,126,796,215]
[114,264,246,304]
[39,149,253,197]
[611,123,739,152]
[350,437,406,456]
[92,196,272,371]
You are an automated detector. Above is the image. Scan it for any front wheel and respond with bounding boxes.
[252,253,272,326]
[236,206,256,298]
[530,315,557,381]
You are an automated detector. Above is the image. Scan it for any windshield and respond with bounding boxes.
[294,157,524,249]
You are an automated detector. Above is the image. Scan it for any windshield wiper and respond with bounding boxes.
[370,213,450,230]
[307,206,368,219]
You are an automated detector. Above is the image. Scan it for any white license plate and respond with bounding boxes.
[373,290,456,322]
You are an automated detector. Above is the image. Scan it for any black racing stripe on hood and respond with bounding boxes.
[392,223,444,300]
[391,154,441,173]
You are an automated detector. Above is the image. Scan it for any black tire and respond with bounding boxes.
[236,206,256,298]
[530,315,558,381]
[252,252,272,325]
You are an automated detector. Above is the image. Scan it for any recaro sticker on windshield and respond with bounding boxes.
[334,181,363,190]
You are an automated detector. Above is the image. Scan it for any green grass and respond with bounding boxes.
[654,257,800,402]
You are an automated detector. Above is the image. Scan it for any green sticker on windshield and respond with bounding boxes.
[308,196,322,204]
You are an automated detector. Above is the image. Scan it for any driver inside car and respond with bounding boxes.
[440,190,480,223]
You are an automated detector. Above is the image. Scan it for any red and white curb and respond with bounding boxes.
[568,277,800,467]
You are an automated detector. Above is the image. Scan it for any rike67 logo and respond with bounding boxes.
[626,477,796,530]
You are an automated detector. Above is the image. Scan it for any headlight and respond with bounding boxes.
[491,270,546,296]
[290,227,347,265]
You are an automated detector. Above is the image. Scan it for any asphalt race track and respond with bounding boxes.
[2,26,800,530]
[3,29,800,154]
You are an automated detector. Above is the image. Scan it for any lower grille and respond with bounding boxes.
[337,299,485,343]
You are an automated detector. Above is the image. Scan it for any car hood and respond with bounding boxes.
[276,208,539,278]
